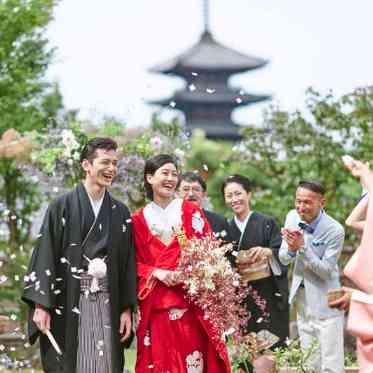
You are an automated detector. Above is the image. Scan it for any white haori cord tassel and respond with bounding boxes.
[84,256,107,293]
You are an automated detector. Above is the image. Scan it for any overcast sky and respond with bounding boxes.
[46,0,373,128]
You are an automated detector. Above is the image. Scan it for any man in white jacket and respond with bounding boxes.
[279,180,345,373]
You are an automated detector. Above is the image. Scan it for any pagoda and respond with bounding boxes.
[148,0,270,140]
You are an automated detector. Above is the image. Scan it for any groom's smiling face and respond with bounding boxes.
[82,148,118,188]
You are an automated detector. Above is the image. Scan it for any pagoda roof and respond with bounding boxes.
[150,90,270,107]
[186,120,242,141]
[150,31,268,75]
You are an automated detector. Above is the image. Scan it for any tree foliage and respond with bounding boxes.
[0,0,59,251]
[231,88,373,242]
[0,0,58,133]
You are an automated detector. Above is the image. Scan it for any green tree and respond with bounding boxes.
[231,88,373,244]
[186,130,235,214]
[0,0,60,324]
[0,0,59,134]
[185,130,262,216]
[0,0,59,249]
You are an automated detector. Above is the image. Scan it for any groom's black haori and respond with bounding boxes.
[22,140,137,373]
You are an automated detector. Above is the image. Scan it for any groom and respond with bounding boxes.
[22,137,137,373]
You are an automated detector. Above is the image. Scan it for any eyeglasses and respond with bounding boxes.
[182,186,204,193]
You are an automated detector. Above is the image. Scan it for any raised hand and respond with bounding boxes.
[342,156,373,192]
[281,228,304,252]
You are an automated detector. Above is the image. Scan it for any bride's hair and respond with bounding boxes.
[144,154,178,200]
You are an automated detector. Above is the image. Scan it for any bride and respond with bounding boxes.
[131,154,231,373]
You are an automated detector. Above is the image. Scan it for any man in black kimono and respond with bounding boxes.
[176,171,230,240]
[22,137,137,373]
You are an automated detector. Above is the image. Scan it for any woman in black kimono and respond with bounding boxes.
[222,175,289,352]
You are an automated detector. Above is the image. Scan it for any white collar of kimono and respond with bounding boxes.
[143,198,183,240]
[88,193,105,218]
[234,211,253,233]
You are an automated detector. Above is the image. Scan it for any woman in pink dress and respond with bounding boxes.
[330,159,373,372]
[131,154,231,373]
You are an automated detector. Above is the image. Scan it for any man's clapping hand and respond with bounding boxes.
[281,228,305,252]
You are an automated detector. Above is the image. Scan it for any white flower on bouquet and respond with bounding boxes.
[204,265,217,279]
[188,281,198,295]
[233,280,240,287]
[204,278,215,290]
[223,327,236,338]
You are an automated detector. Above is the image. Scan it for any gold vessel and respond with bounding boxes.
[236,250,271,282]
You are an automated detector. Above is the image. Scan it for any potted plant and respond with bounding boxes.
[273,339,318,372]
[274,339,359,373]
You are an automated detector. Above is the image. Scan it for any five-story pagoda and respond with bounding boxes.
[148,0,270,140]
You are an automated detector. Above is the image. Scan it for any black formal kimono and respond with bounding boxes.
[22,184,137,373]
[203,209,231,241]
[228,212,289,347]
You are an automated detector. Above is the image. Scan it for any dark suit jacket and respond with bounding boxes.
[203,209,231,241]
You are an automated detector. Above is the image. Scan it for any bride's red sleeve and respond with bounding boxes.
[132,212,157,300]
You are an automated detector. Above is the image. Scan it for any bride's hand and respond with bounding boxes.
[153,269,178,287]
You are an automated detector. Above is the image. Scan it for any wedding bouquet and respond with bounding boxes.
[174,232,249,342]
[174,230,276,368]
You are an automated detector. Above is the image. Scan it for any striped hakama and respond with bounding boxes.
[77,273,112,373]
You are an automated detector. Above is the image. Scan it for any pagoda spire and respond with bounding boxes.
[202,0,210,33]
[148,0,270,140]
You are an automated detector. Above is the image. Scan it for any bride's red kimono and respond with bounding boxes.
[132,200,231,373]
